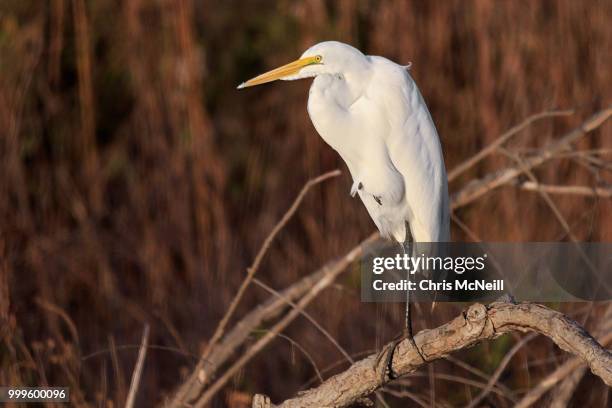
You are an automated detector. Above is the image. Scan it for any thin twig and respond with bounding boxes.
[466,333,537,408]
[513,180,612,197]
[382,387,429,407]
[444,356,515,398]
[448,109,574,182]
[301,349,378,389]
[195,233,380,407]
[35,297,80,347]
[125,324,150,408]
[548,365,587,408]
[253,278,353,364]
[393,371,514,402]
[451,106,612,209]
[499,147,577,241]
[450,213,481,242]
[82,343,196,361]
[254,280,390,408]
[251,330,324,384]
[202,170,341,363]
[501,147,611,304]
[169,234,378,406]
[108,335,127,404]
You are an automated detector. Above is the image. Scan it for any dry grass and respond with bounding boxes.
[0,1,610,407]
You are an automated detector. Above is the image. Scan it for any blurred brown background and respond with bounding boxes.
[1,0,610,407]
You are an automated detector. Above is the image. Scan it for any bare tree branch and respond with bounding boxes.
[196,234,380,407]
[500,147,578,242]
[125,324,150,408]
[548,366,587,408]
[252,302,612,408]
[465,333,537,408]
[451,106,612,209]
[203,169,342,362]
[515,305,612,408]
[168,233,380,407]
[448,109,574,182]
[170,170,342,404]
[513,180,612,197]
[252,278,354,364]
[513,331,612,408]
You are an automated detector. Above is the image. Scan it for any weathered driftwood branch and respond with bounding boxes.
[252,302,612,408]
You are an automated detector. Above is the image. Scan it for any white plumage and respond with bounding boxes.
[239,41,450,245]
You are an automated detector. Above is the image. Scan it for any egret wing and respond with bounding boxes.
[366,57,450,242]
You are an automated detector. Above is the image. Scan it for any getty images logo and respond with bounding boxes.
[372,253,488,275]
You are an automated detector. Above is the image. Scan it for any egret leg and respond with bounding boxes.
[375,237,425,382]
[402,238,426,363]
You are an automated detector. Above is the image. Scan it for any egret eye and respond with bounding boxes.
[314,55,322,63]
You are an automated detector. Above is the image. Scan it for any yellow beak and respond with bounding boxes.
[237,56,320,89]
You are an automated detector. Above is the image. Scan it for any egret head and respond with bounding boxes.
[237,41,368,89]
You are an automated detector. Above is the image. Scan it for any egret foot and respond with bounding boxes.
[406,329,426,364]
[375,331,425,383]
[375,337,401,382]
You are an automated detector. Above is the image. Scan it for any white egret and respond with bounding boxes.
[238,41,450,379]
